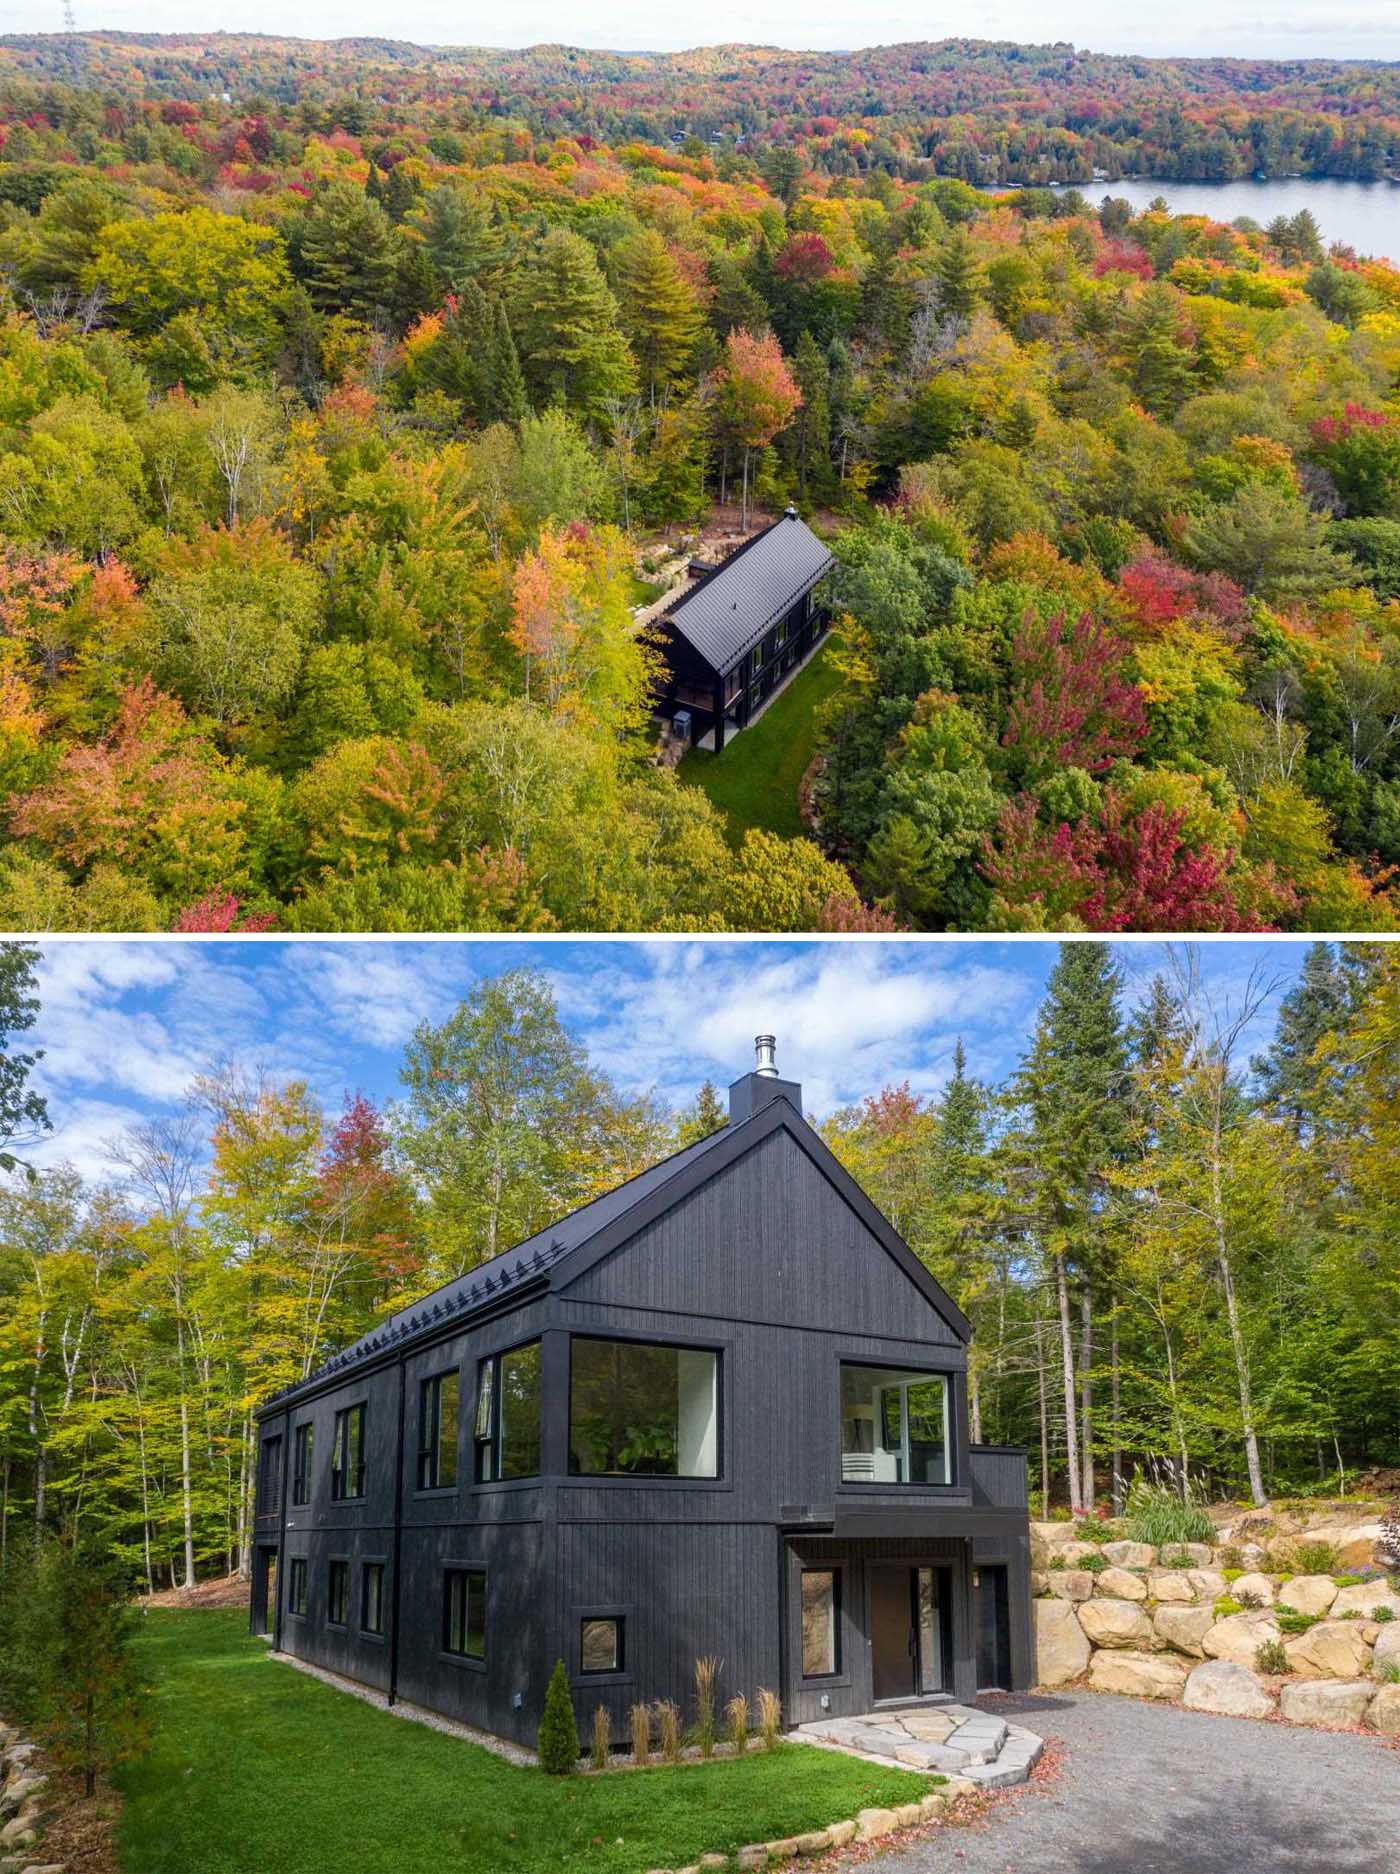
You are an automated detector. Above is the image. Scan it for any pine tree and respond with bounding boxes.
[932,230,983,319]
[293,180,399,322]
[788,330,832,500]
[676,1081,727,1147]
[514,229,636,423]
[490,299,527,425]
[537,1658,580,1773]
[612,229,701,407]
[1253,942,1351,1134]
[27,1543,147,1796]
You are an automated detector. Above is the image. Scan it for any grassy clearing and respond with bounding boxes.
[119,1611,926,1874]
[677,644,845,844]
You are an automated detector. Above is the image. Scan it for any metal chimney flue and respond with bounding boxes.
[754,1034,778,1078]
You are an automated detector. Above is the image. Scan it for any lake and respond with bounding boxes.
[1046,177,1400,264]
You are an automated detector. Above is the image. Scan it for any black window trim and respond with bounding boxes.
[440,1560,488,1673]
[287,1554,309,1620]
[331,1400,367,1502]
[834,1354,960,1494]
[416,1366,461,1495]
[474,1333,544,1488]
[799,1565,843,1681]
[565,1327,730,1490]
[326,1554,351,1630]
[359,1556,388,1642]
[568,1600,634,1688]
[291,1419,314,1507]
[258,1433,283,1514]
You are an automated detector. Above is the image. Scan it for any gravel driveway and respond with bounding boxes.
[873,1690,1399,1874]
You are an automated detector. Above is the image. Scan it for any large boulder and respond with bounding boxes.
[1088,1650,1188,1700]
[1182,1660,1276,1718]
[1147,1570,1194,1603]
[1096,1566,1148,1601]
[1276,1575,1338,1617]
[1373,1623,1400,1678]
[1079,1598,1155,1649]
[1279,1679,1376,1729]
[1331,1583,1400,1622]
[1160,1543,1214,1568]
[1047,1570,1096,1603]
[1153,1604,1217,1658]
[1231,1572,1276,1607]
[1034,1598,1091,1686]
[1188,1568,1228,1601]
[1202,1612,1280,1668]
[1294,1523,1384,1571]
[1369,1684,1400,1734]
[1285,1620,1373,1680]
[1102,1541,1157,1570]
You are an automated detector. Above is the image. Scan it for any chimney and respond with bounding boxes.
[728,1034,802,1123]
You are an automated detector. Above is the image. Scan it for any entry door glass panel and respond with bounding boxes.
[917,1568,944,1693]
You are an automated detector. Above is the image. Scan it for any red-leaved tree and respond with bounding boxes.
[1001,610,1148,782]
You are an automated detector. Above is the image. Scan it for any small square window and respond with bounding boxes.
[580,1616,622,1675]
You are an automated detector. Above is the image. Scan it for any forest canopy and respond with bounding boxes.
[1,45,1400,928]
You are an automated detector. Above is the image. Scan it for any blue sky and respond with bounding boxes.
[4,4,1397,61]
[22,937,1315,1181]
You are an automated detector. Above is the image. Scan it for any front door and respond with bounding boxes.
[870,1566,915,1701]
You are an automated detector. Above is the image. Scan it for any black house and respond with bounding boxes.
[655,509,834,752]
[252,1041,1032,1749]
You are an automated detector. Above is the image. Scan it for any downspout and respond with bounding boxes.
[387,1352,407,1706]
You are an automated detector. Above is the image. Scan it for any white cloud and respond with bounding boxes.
[26,1095,153,1183]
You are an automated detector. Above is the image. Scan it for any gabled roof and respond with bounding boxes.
[258,1090,969,1415]
[663,510,833,676]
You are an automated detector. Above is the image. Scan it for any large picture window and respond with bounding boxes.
[331,1403,366,1500]
[801,1569,839,1678]
[417,1370,460,1491]
[292,1422,314,1506]
[569,1338,719,1479]
[840,1365,950,1486]
[443,1568,486,1660]
[474,1342,542,1482]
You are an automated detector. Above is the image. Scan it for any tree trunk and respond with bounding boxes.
[740,448,750,532]
[1110,1297,1123,1516]
[1035,1308,1051,1522]
[1056,1257,1084,1516]
[176,1313,196,1590]
[1079,1284,1094,1516]
[969,1366,982,1445]
[1209,1106,1268,1507]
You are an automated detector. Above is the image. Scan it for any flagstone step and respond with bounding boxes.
[796,1702,1042,1789]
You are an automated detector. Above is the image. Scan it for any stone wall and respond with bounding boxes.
[0,1722,62,1874]
[1031,1517,1400,1735]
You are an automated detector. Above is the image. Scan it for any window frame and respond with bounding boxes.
[287,1555,309,1619]
[360,1558,387,1641]
[292,1421,314,1507]
[258,1434,283,1515]
[330,1401,367,1502]
[441,1564,488,1670]
[473,1337,543,1486]
[326,1556,350,1629]
[836,1359,957,1491]
[566,1330,728,1487]
[568,1600,634,1688]
[799,1567,842,1681]
[578,1615,625,1677]
[416,1368,461,1494]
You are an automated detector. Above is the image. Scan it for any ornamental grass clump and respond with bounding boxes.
[590,1704,610,1771]
[537,1660,580,1775]
[756,1686,782,1751]
[1123,1479,1214,1547]
[629,1702,652,1766]
[654,1698,682,1764]
[694,1656,720,1759]
[726,1692,749,1755]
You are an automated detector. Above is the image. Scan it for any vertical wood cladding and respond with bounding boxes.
[256,1104,1031,1742]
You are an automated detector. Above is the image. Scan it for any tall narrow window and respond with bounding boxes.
[474,1343,542,1481]
[839,1366,950,1486]
[292,1422,314,1506]
[801,1569,839,1678]
[443,1568,486,1660]
[361,1562,385,1636]
[327,1558,349,1627]
[288,1556,308,1617]
[258,1435,282,1513]
[418,1371,460,1491]
[569,1338,719,1478]
[331,1403,366,1500]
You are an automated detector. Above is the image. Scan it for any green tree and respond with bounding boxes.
[676,1080,727,1147]
[88,206,289,367]
[537,1658,580,1773]
[19,1543,147,1795]
[1184,483,1357,600]
[293,181,400,322]
[612,229,701,406]
[514,229,636,423]
[0,941,49,1173]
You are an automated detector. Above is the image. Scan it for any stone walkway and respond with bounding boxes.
[796,1702,1044,1788]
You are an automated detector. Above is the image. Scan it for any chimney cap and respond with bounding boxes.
[784,502,799,518]
[754,1034,778,1078]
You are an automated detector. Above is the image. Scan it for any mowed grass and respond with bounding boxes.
[119,1611,927,1874]
[678,644,845,844]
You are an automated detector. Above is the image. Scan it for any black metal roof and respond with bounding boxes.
[663,509,833,677]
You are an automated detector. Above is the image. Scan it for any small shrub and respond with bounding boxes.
[1217,1545,1243,1571]
[1074,1518,1117,1546]
[590,1704,610,1771]
[694,1656,720,1759]
[1158,1547,1192,1569]
[1123,1479,1214,1547]
[1337,1608,1361,1621]
[1048,1554,1068,1571]
[1222,1568,1244,1583]
[1292,1541,1341,1575]
[756,1687,782,1751]
[1334,1572,1367,1588]
[726,1692,749,1755]
[1379,1662,1400,1686]
[1275,1611,1317,1635]
[1213,1596,1243,1619]
[1254,1639,1289,1675]
[630,1702,652,1766]
[538,1660,580,1775]
[1236,1588,1263,1611]
[1080,1552,1108,1573]
[654,1699,682,1764]
[1373,1605,1395,1623]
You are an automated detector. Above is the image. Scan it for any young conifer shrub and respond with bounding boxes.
[590,1704,610,1771]
[537,1659,579,1775]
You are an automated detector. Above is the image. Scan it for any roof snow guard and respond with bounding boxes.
[663,508,833,676]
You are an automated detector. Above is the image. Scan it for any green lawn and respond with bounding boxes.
[119,1612,928,1874]
[677,645,845,845]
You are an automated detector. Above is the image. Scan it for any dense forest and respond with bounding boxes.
[2,49,1400,928]
[2,937,1396,1584]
